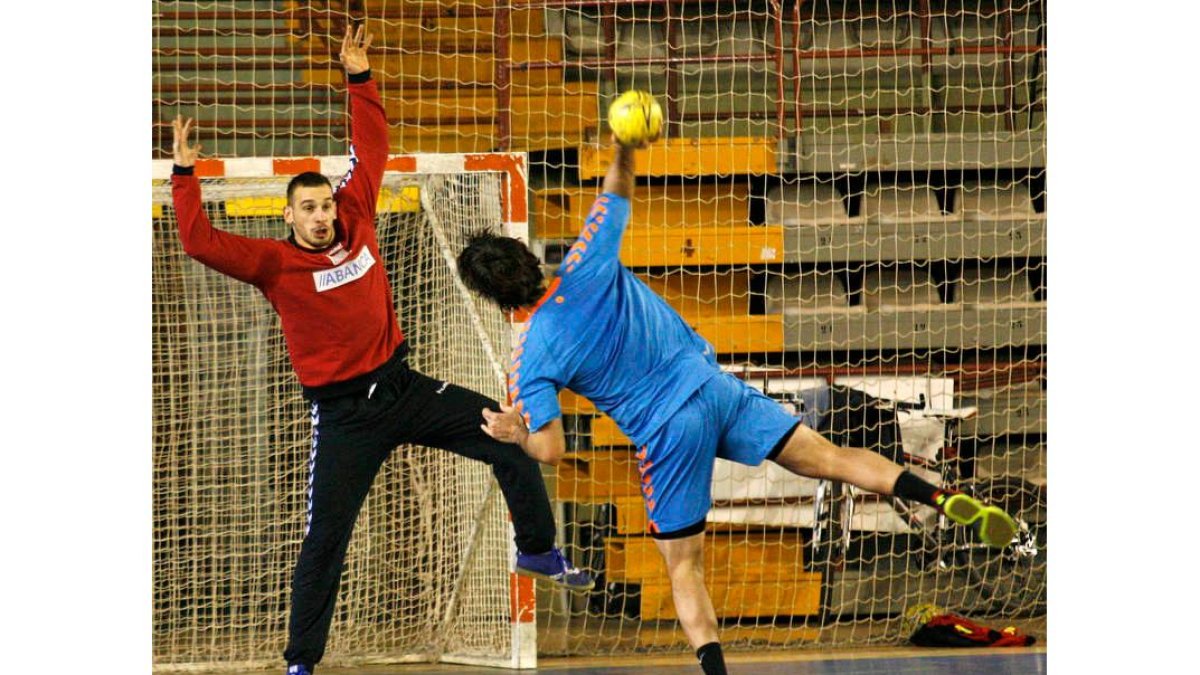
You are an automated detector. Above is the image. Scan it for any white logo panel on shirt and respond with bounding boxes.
[325,243,349,266]
[313,246,376,292]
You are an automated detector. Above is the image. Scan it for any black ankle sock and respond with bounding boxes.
[891,470,950,508]
[696,642,727,675]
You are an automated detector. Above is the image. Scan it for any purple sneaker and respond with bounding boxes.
[286,664,313,675]
[516,547,595,591]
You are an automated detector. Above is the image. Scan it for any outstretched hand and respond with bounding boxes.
[339,23,374,75]
[480,403,529,446]
[610,132,653,150]
[172,115,201,167]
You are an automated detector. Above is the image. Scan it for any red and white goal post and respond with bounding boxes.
[151,152,537,671]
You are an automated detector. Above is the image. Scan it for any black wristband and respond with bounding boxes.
[173,165,195,176]
[347,69,372,84]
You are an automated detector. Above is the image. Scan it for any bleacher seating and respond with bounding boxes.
[957,262,1039,307]
[764,272,857,313]
[861,266,945,310]
[958,180,1044,221]
[767,182,864,227]
[861,185,957,226]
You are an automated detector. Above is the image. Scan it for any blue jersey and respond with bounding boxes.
[508,193,720,446]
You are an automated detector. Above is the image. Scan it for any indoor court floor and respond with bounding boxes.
[244,647,1046,675]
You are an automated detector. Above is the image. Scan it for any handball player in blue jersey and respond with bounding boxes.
[457,135,1017,675]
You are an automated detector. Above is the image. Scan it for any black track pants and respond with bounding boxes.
[282,359,555,667]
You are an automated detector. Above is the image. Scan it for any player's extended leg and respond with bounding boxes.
[771,423,1016,547]
[638,382,730,675]
[773,422,903,494]
[654,531,722,652]
[283,401,392,672]
[391,366,592,590]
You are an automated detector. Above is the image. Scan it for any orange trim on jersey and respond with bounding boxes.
[635,444,659,515]
[511,276,562,323]
[530,276,562,313]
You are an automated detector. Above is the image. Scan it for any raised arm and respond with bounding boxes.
[331,24,389,226]
[601,136,638,199]
[564,135,649,270]
[171,116,275,285]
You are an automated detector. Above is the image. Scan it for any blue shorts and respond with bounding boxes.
[635,372,800,537]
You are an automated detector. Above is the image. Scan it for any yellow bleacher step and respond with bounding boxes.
[640,575,823,620]
[644,270,783,351]
[556,320,779,366]
[389,123,591,153]
[621,225,784,266]
[303,39,564,87]
[221,186,420,217]
[381,83,598,128]
[606,533,808,584]
[535,184,751,239]
[638,270,753,317]
[390,125,496,154]
[359,0,498,12]
[591,416,634,448]
[554,450,641,503]
[364,11,544,48]
[580,137,778,179]
[689,315,783,353]
[613,495,650,534]
[559,389,595,415]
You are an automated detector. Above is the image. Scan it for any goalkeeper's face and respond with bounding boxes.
[285,185,338,250]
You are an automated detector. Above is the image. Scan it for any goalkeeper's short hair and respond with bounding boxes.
[286,171,333,204]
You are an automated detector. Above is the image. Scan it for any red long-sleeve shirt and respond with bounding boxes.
[171,74,404,388]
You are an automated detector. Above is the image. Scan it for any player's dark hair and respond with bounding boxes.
[286,171,333,204]
[457,232,545,312]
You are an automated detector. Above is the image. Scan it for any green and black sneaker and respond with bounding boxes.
[935,492,1017,548]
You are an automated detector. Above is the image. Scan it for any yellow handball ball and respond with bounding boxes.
[607,90,663,146]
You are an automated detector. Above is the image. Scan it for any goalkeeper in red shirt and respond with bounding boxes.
[169,26,591,675]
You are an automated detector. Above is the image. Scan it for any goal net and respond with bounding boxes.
[154,0,1046,664]
[151,155,532,671]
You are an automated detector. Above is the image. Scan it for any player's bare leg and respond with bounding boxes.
[655,531,727,674]
[655,532,718,647]
[772,423,903,494]
[772,424,1016,547]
